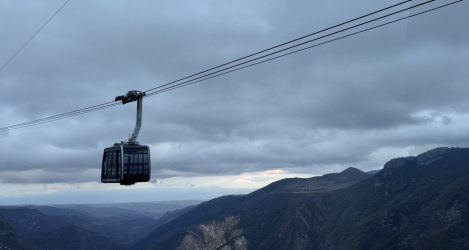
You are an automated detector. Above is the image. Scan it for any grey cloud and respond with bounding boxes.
[1,0,469,185]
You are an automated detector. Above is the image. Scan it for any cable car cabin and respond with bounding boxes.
[101,143,151,185]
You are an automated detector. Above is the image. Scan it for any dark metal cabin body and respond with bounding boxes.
[101,144,151,185]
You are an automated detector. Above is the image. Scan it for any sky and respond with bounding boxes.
[0,0,468,205]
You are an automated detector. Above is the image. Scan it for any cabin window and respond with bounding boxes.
[123,147,149,176]
[102,149,120,179]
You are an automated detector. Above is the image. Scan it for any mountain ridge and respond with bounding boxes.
[1,147,468,249]
[135,147,469,249]
[133,167,372,249]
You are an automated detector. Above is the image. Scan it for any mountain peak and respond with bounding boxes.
[383,147,455,169]
[322,167,370,184]
[341,167,364,175]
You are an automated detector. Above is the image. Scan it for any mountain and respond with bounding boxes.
[48,200,202,218]
[0,201,200,250]
[133,167,371,249]
[134,147,469,249]
[250,167,371,196]
[0,213,29,250]
[323,147,469,249]
[2,147,468,249]
[0,206,124,250]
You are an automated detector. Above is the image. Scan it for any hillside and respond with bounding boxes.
[0,213,29,250]
[133,167,371,249]
[0,201,199,250]
[2,147,468,249]
[0,206,124,250]
[323,147,469,249]
[134,147,469,249]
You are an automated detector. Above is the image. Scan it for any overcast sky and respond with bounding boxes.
[1,0,468,205]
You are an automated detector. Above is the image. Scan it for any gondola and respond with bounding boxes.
[101,90,151,185]
[102,143,150,185]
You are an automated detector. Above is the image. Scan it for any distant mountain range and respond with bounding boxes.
[1,147,468,249]
[0,201,200,250]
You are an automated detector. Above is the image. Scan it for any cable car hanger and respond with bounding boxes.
[114,90,146,144]
[101,90,151,185]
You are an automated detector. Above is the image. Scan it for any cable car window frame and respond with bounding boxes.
[101,146,124,183]
[122,146,150,177]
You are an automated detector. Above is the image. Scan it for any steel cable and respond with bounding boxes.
[0,0,462,132]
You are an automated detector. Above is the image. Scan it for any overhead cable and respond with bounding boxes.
[145,0,435,96]
[0,0,71,74]
[0,102,121,132]
[147,0,462,97]
[144,0,413,94]
[0,0,462,132]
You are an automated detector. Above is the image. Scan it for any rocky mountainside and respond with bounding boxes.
[133,167,372,249]
[0,214,28,250]
[134,147,469,250]
[323,147,469,249]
